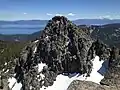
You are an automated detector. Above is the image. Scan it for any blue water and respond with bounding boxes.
[0,24,45,34]
[0,27,44,34]
[0,29,40,34]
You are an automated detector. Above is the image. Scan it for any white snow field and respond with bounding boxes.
[33,47,37,53]
[40,56,109,90]
[38,62,47,72]
[34,40,39,43]
[33,40,39,53]
[8,77,22,90]
[8,56,109,90]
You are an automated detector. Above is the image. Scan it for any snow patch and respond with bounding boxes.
[40,73,45,80]
[40,74,72,90]
[38,62,47,73]
[81,56,106,83]
[7,56,107,90]
[1,49,4,53]
[90,29,94,34]
[30,86,32,90]
[34,47,37,53]
[2,69,5,72]
[4,62,7,66]
[34,40,39,43]
[46,36,49,39]
[33,40,39,53]
[40,56,108,90]
[8,77,22,90]
[115,29,120,32]
[5,69,9,73]
[66,41,69,46]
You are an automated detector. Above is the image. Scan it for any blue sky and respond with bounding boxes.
[0,0,120,20]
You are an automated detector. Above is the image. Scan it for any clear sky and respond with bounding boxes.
[0,0,120,20]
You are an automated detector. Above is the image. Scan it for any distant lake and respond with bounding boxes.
[0,25,44,34]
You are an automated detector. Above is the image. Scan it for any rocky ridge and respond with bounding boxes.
[100,47,120,89]
[67,46,120,90]
[5,16,111,90]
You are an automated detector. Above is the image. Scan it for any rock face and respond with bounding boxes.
[100,47,120,89]
[67,44,120,90]
[89,24,120,48]
[36,16,94,74]
[13,16,109,90]
[67,80,117,90]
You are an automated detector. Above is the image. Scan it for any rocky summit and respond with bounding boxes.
[7,16,111,90]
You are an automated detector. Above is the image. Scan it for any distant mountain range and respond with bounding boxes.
[1,18,120,26]
[0,20,48,25]
[79,23,120,48]
[1,19,120,48]
[73,18,120,25]
[1,23,120,48]
[90,23,120,48]
[1,18,120,34]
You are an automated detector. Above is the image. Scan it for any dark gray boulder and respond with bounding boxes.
[67,80,117,90]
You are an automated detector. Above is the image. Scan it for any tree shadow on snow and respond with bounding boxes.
[97,60,109,76]
[62,73,80,78]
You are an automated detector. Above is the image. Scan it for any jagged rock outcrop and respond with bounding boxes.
[13,16,109,90]
[100,47,120,89]
[67,45,120,90]
[36,16,94,74]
